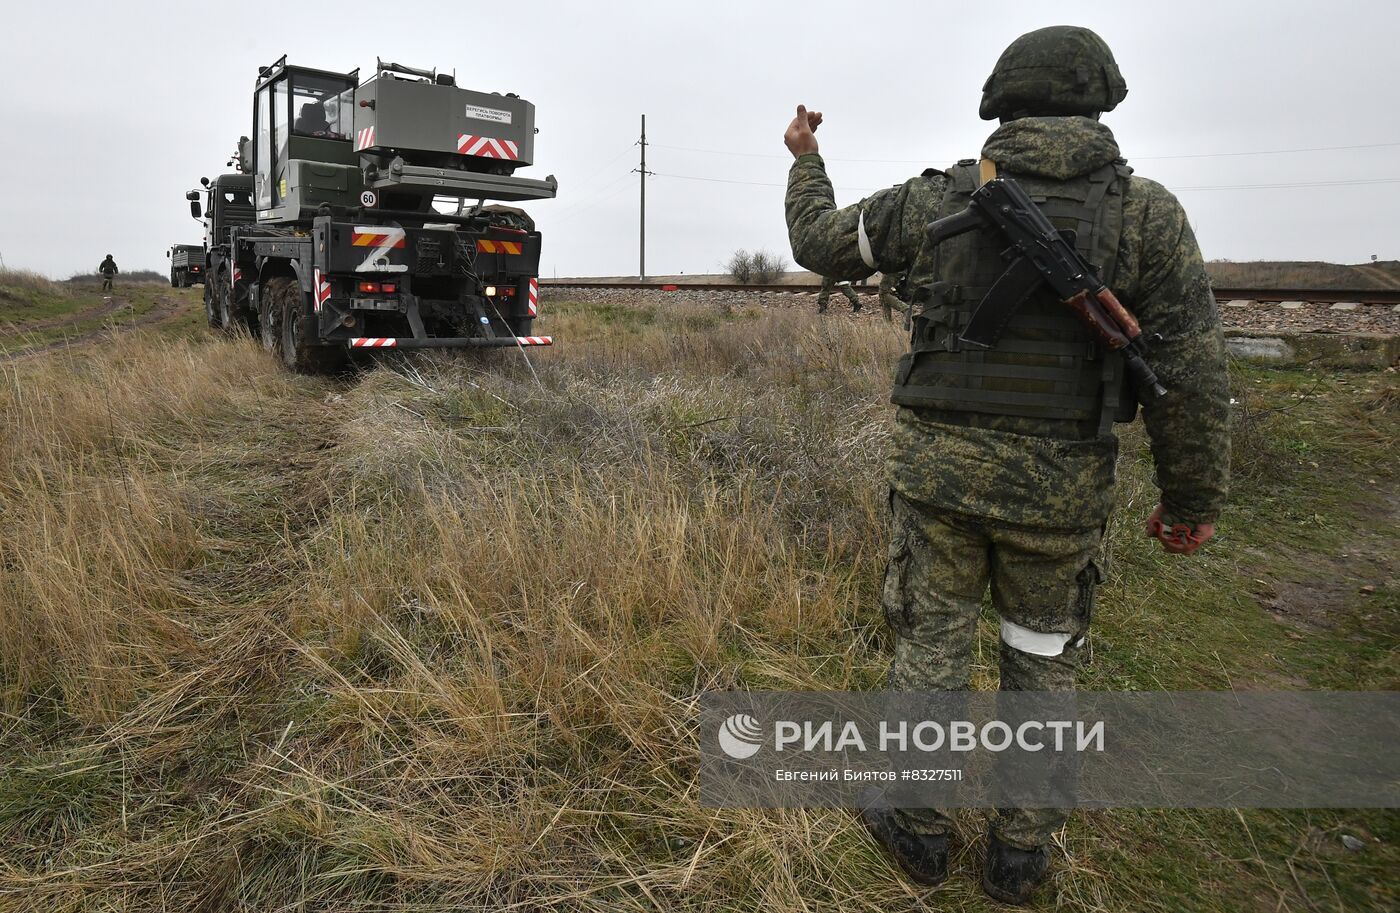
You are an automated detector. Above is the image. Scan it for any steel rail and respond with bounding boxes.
[539,280,1400,305]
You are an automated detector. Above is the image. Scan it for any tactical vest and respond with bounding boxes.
[892,158,1137,438]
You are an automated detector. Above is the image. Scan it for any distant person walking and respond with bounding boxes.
[816,275,861,314]
[98,254,119,292]
[878,272,908,323]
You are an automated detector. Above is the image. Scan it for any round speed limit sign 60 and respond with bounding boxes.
[359,190,378,207]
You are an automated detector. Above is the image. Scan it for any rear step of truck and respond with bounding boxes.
[348,336,553,349]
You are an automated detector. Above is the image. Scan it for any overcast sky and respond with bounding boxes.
[4,0,1398,278]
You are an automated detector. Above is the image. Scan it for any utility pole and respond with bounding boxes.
[633,114,653,280]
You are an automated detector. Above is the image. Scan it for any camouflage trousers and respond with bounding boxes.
[816,284,860,313]
[878,289,907,322]
[881,490,1103,849]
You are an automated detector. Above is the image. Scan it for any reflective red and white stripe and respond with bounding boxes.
[313,269,331,312]
[231,267,243,286]
[457,134,520,160]
[355,125,376,150]
[526,277,539,317]
[346,336,552,348]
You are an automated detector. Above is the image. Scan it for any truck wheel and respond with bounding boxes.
[204,285,222,329]
[278,279,345,374]
[217,267,238,331]
[260,277,288,356]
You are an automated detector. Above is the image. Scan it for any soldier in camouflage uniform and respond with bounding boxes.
[816,274,862,314]
[784,26,1229,904]
[98,254,119,292]
[878,272,908,323]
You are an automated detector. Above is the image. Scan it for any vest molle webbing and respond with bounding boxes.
[891,158,1136,438]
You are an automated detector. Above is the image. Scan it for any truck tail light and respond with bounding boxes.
[358,281,381,294]
[485,286,497,297]
[380,282,397,294]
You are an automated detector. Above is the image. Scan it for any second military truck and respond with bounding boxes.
[167,244,206,287]
[192,56,557,372]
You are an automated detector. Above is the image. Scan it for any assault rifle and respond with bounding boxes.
[926,176,1167,400]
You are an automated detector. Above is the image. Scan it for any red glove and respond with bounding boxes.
[1146,504,1215,555]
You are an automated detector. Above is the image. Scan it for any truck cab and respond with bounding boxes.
[251,58,361,223]
[189,173,255,327]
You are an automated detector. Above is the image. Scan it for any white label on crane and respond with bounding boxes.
[464,104,513,124]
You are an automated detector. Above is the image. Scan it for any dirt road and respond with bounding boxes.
[0,292,188,362]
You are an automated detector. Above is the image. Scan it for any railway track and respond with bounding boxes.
[540,280,1400,306]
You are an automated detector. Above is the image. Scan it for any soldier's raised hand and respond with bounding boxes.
[784,105,823,158]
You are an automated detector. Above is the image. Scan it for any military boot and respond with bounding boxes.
[859,806,949,886]
[982,832,1050,905]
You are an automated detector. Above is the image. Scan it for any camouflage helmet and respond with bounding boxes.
[980,26,1127,121]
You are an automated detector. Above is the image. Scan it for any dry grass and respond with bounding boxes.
[0,269,73,306]
[0,297,1394,911]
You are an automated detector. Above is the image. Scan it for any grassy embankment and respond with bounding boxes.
[1205,260,1400,290]
[0,285,1395,911]
[575,261,1400,290]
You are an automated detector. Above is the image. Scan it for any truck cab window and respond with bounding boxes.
[291,74,354,139]
[255,86,272,209]
[272,80,289,203]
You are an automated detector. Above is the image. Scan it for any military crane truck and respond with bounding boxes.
[195,55,557,372]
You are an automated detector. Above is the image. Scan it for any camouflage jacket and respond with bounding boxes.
[786,116,1229,530]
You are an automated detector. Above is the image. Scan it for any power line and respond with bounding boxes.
[651,170,1400,195]
[1137,141,1400,161]
[651,139,1400,166]
[651,171,881,193]
[540,143,641,219]
[547,179,636,225]
[549,170,636,220]
[1173,177,1400,191]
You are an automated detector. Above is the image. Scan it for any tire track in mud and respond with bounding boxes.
[0,294,189,362]
[0,294,127,334]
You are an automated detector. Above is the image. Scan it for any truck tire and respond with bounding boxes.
[204,285,222,329]
[260,277,288,356]
[216,267,236,331]
[170,270,179,288]
[269,276,345,374]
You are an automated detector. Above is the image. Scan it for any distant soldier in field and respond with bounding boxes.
[816,275,861,314]
[878,272,908,323]
[98,254,119,292]
[785,26,1229,904]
